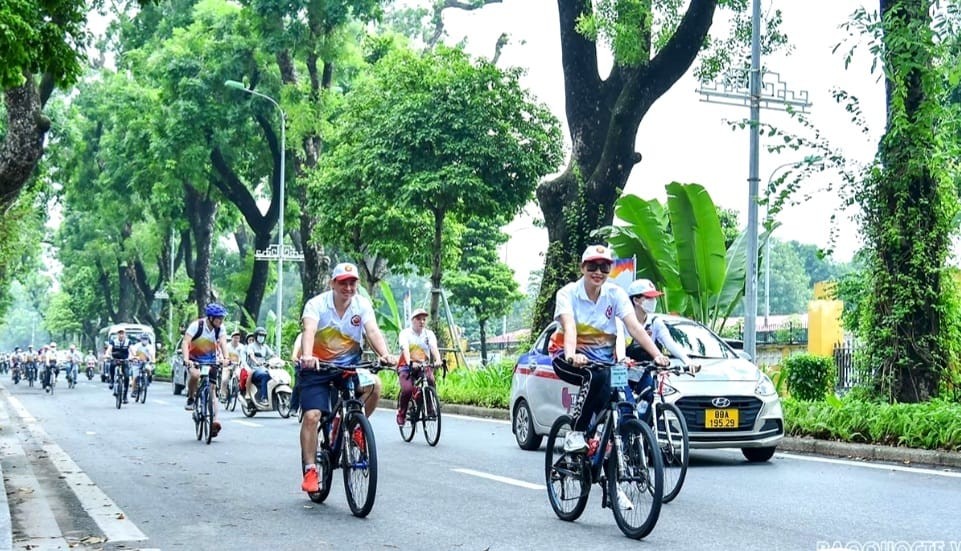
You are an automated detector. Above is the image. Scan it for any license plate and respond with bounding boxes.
[704,408,738,429]
[610,365,628,387]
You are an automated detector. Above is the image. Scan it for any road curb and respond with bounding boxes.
[381,397,961,469]
[0,386,17,551]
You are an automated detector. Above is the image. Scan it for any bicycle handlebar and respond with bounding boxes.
[305,360,394,373]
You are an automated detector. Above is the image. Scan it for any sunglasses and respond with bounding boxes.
[584,262,612,274]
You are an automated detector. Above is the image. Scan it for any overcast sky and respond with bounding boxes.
[438,0,885,290]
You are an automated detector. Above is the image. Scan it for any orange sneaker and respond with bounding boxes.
[352,426,366,454]
[301,467,319,493]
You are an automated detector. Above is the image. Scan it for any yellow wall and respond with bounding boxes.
[808,299,844,356]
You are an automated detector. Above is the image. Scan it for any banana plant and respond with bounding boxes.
[595,182,775,331]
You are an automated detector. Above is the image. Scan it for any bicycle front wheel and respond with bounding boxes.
[545,415,590,522]
[205,390,215,445]
[655,402,689,503]
[115,378,123,409]
[139,375,148,403]
[342,412,377,517]
[422,386,441,446]
[399,399,417,442]
[607,418,663,539]
[228,379,239,412]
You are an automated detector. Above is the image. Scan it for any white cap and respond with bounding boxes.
[331,262,360,282]
[581,245,613,263]
[411,308,429,320]
[627,278,664,298]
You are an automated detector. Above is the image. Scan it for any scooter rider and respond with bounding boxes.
[245,327,274,406]
[66,344,82,384]
[130,334,155,396]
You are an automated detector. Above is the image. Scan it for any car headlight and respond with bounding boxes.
[755,373,776,396]
[660,382,679,397]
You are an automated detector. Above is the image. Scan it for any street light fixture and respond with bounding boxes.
[762,155,824,327]
[225,79,286,352]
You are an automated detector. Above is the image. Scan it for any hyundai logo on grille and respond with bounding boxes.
[711,397,731,408]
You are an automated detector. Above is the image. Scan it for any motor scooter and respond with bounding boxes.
[85,359,96,380]
[240,357,293,418]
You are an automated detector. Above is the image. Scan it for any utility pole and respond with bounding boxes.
[696,0,811,361]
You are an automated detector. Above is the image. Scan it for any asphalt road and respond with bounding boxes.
[2,375,960,551]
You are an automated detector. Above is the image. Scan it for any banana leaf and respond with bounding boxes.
[666,183,727,321]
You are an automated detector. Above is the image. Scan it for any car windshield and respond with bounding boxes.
[665,321,737,359]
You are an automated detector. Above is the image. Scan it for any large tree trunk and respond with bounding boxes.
[184,183,218,316]
[531,0,718,333]
[0,74,52,211]
[479,318,488,366]
[429,208,445,323]
[865,0,947,402]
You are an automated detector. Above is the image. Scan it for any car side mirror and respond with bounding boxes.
[736,350,753,361]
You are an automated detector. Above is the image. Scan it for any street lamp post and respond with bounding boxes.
[225,80,286,351]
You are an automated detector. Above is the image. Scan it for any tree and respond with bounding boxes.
[316,44,562,321]
[0,0,87,210]
[764,240,810,315]
[858,0,961,402]
[529,0,723,333]
[444,220,521,365]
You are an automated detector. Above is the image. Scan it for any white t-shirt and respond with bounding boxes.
[549,278,634,363]
[399,327,437,366]
[301,291,375,367]
[184,319,221,363]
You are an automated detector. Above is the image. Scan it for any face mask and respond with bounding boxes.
[641,298,658,314]
[256,336,265,344]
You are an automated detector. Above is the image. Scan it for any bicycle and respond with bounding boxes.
[545,360,664,540]
[26,360,37,387]
[303,360,389,518]
[191,362,221,445]
[398,361,446,446]
[65,361,77,389]
[219,362,240,412]
[111,359,130,409]
[131,361,150,404]
[631,361,693,503]
[43,361,58,394]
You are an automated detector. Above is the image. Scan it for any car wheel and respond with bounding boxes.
[513,399,543,451]
[742,446,776,463]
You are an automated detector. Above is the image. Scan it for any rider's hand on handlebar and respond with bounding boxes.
[565,353,588,367]
[653,354,670,367]
[379,354,397,367]
[300,356,318,370]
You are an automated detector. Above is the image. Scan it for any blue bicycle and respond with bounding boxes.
[192,363,221,444]
[545,361,664,539]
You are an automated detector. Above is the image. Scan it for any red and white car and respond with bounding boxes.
[509,316,784,462]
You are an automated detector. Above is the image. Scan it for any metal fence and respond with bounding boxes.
[833,339,862,391]
[721,319,809,345]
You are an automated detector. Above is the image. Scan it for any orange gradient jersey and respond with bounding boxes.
[548,279,633,363]
[301,291,374,366]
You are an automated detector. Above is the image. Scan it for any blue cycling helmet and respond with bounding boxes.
[205,303,228,318]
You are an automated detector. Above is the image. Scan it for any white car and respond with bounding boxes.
[509,316,784,462]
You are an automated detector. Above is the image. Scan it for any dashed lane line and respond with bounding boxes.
[451,468,545,490]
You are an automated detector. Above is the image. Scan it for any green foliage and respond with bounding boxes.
[784,353,835,402]
[378,358,515,408]
[598,183,772,329]
[854,1,961,403]
[784,396,961,451]
[0,0,88,88]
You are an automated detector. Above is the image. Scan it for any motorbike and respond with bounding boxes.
[85,360,95,380]
[240,357,294,419]
[12,362,21,384]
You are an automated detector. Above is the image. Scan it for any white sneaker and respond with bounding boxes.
[563,431,588,453]
[616,488,635,510]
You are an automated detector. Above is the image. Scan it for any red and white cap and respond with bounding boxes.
[331,262,360,282]
[581,245,613,263]
[627,278,664,298]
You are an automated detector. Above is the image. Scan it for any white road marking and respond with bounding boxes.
[0,399,70,550]
[233,420,261,427]
[151,399,168,405]
[4,394,148,543]
[452,468,545,490]
[779,452,961,478]
[85,431,97,436]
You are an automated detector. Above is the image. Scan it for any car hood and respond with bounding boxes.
[679,357,760,383]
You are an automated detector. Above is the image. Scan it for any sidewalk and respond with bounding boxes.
[399,399,961,470]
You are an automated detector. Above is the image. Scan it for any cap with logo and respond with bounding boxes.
[627,278,664,298]
[331,262,360,282]
[581,245,614,263]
